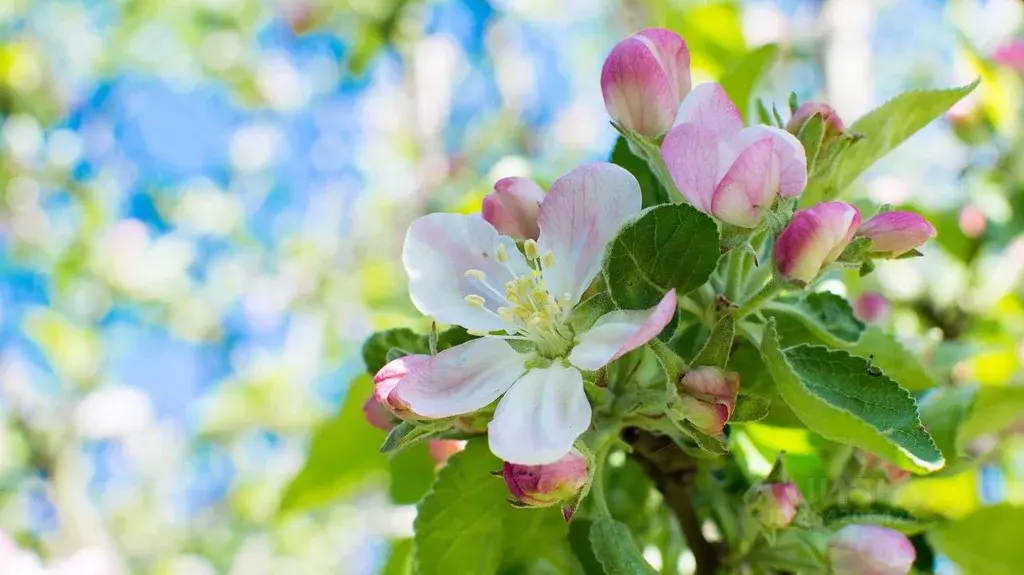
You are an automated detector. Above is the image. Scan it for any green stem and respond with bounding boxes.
[589,429,619,517]
[725,249,745,303]
[647,338,685,383]
[736,275,786,319]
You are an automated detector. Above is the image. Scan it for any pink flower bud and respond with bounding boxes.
[774,201,861,284]
[428,440,465,467]
[853,292,890,325]
[363,395,398,431]
[856,212,935,257]
[676,367,740,435]
[786,102,845,140]
[856,210,937,254]
[503,448,589,516]
[482,177,545,240]
[749,482,802,529]
[829,525,916,575]
[857,451,911,484]
[601,28,691,137]
[373,354,431,419]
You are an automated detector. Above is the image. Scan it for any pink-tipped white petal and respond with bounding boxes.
[741,125,808,198]
[661,122,721,212]
[633,28,691,102]
[482,177,545,240]
[856,211,936,256]
[489,365,592,465]
[569,289,677,371]
[392,338,526,419]
[537,163,641,306]
[711,137,779,228]
[673,83,743,138]
[601,37,678,137]
[403,213,531,333]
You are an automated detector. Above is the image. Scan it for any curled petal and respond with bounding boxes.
[403,213,531,332]
[774,202,861,284]
[502,448,589,508]
[489,365,592,465]
[673,82,744,138]
[710,137,779,228]
[856,211,936,256]
[537,163,641,307]
[568,289,677,371]
[392,339,526,419]
[661,122,721,212]
[829,525,916,575]
[738,125,807,198]
[482,177,545,240]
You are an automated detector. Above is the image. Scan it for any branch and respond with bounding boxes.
[624,427,723,575]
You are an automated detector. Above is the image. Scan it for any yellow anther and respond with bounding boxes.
[542,251,555,268]
[524,239,540,260]
[497,307,515,323]
[464,269,486,281]
[464,294,486,308]
[496,244,508,263]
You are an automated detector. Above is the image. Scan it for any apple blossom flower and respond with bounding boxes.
[373,354,430,420]
[774,201,861,284]
[503,448,589,519]
[786,102,845,140]
[829,525,916,575]
[601,28,691,137]
[482,177,545,240]
[853,292,890,324]
[855,211,936,257]
[675,367,740,435]
[395,162,677,464]
[661,83,808,228]
[748,481,802,529]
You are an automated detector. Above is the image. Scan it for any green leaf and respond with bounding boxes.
[930,505,1024,575]
[719,44,780,122]
[918,385,977,466]
[803,81,979,203]
[821,504,936,535]
[362,328,425,373]
[278,376,387,514]
[762,292,866,347]
[958,385,1024,447]
[382,539,414,575]
[570,291,616,334]
[588,516,657,575]
[847,328,938,391]
[388,442,436,505]
[609,136,669,208]
[567,521,605,575]
[381,420,450,453]
[414,440,567,575]
[603,204,720,310]
[760,320,943,473]
[732,394,771,423]
[691,312,736,369]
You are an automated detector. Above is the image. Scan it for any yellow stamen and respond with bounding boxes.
[542,250,555,268]
[464,294,486,308]
[524,239,539,260]
[496,244,508,263]
[464,269,486,281]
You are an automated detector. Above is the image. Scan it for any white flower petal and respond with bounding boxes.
[568,289,677,370]
[537,163,641,307]
[403,213,531,332]
[488,364,592,465]
[393,338,526,418]
[672,82,744,138]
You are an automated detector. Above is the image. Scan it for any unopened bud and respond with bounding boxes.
[747,482,802,529]
[829,525,916,575]
[675,367,740,435]
[853,292,890,325]
[601,28,692,137]
[503,448,589,520]
[774,201,861,284]
[428,440,465,467]
[482,177,545,240]
[363,395,398,431]
[855,211,936,257]
[786,102,845,142]
[373,354,430,419]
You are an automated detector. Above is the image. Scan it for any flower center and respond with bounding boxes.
[463,240,574,357]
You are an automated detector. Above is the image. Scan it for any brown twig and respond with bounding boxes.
[624,427,723,575]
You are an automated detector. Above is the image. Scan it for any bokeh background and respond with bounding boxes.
[1,0,1023,573]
